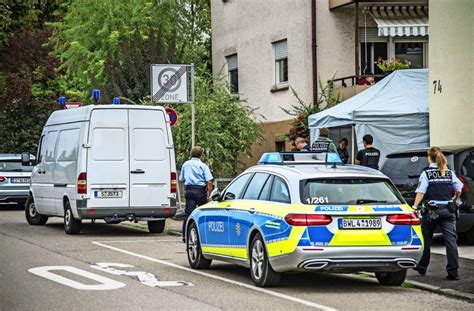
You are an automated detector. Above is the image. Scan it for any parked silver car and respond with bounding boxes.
[0,153,35,205]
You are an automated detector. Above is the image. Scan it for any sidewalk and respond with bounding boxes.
[164,218,473,300]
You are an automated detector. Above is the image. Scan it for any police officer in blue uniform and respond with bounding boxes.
[179,146,214,241]
[412,147,463,280]
[311,128,337,153]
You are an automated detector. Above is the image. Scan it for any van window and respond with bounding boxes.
[37,135,46,163]
[45,131,58,163]
[131,128,166,161]
[56,129,80,162]
[91,128,126,161]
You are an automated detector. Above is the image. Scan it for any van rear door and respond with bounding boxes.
[87,109,130,208]
[129,109,170,208]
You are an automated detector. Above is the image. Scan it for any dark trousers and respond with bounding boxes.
[182,188,208,237]
[418,207,459,277]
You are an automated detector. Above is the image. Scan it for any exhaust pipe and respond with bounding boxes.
[302,261,329,270]
[397,260,417,269]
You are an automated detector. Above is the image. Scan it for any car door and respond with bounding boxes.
[40,129,58,214]
[228,173,271,259]
[201,173,252,257]
[31,134,47,210]
[129,109,170,208]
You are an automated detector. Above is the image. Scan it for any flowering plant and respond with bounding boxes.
[375,57,411,72]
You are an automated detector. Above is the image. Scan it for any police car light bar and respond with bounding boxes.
[258,152,343,165]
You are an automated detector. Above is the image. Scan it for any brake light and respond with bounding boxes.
[0,176,5,182]
[387,213,420,225]
[170,172,177,193]
[77,172,87,194]
[285,214,332,226]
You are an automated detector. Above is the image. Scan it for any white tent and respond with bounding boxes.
[309,69,429,163]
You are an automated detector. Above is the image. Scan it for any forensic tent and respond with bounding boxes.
[308,69,429,163]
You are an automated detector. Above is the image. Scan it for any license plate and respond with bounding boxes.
[339,218,382,229]
[95,190,123,198]
[10,177,30,184]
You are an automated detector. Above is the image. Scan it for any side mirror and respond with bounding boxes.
[210,188,221,201]
[21,152,31,166]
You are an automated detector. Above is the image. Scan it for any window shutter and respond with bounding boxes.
[227,54,238,71]
[274,40,288,61]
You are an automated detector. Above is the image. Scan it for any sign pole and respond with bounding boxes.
[191,63,196,147]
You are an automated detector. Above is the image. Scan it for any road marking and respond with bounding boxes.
[91,262,193,287]
[92,241,337,311]
[93,239,181,244]
[28,266,126,290]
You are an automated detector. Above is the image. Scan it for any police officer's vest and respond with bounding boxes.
[360,148,380,170]
[311,141,330,152]
[423,167,453,201]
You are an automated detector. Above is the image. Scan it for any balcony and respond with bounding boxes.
[330,74,385,101]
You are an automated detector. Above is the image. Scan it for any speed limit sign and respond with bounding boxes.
[151,65,189,103]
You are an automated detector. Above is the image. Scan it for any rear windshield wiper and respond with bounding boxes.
[356,199,387,204]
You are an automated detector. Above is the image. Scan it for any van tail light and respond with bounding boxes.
[285,214,332,226]
[458,176,469,193]
[0,176,5,182]
[387,213,420,225]
[170,172,177,194]
[77,172,87,194]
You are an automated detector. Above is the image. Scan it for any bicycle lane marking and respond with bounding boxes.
[92,241,337,311]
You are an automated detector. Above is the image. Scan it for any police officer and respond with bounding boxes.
[179,146,214,241]
[295,137,311,152]
[412,147,463,280]
[311,128,337,153]
[355,134,380,170]
[337,137,350,164]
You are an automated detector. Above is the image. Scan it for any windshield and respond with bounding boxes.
[381,154,455,179]
[301,178,404,205]
[0,160,34,172]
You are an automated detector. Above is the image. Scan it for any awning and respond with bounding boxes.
[369,6,428,37]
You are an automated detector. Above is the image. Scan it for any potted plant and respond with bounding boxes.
[375,57,411,74]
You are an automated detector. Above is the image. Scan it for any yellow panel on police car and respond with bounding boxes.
[329,229,392,246]
[267,226,306,257]
[202,246,234,256]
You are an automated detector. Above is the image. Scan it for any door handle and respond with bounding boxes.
[38,170,45,174]
[249,208,256,214]
[131,169,145,174]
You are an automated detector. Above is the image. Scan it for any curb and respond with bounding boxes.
[407,279,474,303]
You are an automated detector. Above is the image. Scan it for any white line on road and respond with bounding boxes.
[93,239,181,244]
[92,241,337,311]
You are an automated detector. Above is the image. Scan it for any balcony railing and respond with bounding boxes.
[331,74,386,88]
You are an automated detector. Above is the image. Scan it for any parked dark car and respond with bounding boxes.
[381,146,474,243]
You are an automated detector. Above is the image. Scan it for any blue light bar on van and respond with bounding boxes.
[92,89,101,101]
[58,96,66,106]
[258,153,283,165]
[113,97,120,105]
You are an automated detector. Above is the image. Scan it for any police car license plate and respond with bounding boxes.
[95,190,123,198]
[10,177,30,183]
[339,218,382,229]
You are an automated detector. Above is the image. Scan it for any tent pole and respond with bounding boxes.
[351,124,355,164]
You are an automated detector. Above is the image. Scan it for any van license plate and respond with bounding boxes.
[95,190,123,198]
[339,218,382,229]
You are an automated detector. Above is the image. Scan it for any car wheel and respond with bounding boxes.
[64,200,81,235]
[148,219,166,233]
[250,233,281,287]
[375,270,407,286]
[25,195,48,226]
[466,227,474,244]
[187,222,212,269]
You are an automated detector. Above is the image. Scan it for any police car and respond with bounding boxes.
[185,152,423,287]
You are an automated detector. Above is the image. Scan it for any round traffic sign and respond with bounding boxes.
[158,68,182,93]
[165,108,178,127]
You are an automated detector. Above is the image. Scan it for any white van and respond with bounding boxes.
[25,105,177,234]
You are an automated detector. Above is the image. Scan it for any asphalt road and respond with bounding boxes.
[1,205,473,311]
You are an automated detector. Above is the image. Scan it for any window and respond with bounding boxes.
[460,152,474,179]
[395,42,424,69]
[381,154,455,180]
[44,131,58,163]
[56,129,80,162]
[301,179,403,205]
[223,173,251,201]
[243,173,270,200]
[270,177,290,204]
[0,160,34,172]
[258,175,274,201]
[37,135,45,164]
[227,54,238,93]
[360,42,388,75]
[274,40,288,85]
[275,141,285,152]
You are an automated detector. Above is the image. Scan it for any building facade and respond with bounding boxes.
[211,0,430,168]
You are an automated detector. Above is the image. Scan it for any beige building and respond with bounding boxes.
[211,0,430,168]
[429,0,474,146]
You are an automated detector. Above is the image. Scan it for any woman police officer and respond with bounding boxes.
[412,147,463,280]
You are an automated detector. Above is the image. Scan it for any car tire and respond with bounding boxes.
[187,222,212,269]
[25,195,48,226]
[64,200,81,235]
[148,219,166,233]
[249,233,281,287]
[466,227,474,244]
[375,270,407,286]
